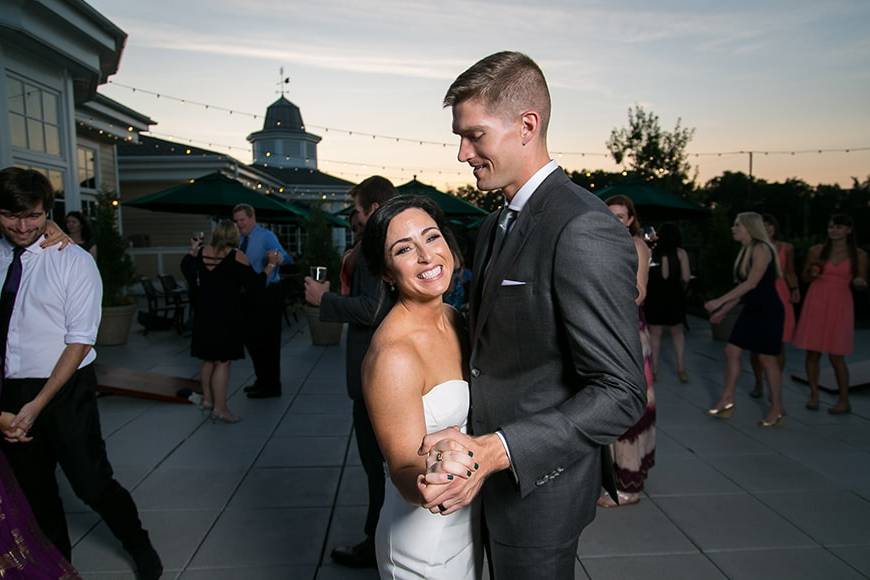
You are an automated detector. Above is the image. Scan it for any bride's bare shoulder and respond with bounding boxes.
[364,336,423,393]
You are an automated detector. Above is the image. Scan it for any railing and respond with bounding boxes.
[128,246,188,277]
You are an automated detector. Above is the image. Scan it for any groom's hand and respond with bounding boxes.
[417,431,510,515]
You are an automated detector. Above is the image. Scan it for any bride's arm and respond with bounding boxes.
[363,342,451,505]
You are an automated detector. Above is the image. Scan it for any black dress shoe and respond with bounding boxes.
[331,537,376,568]
[243,384,260,393]
[126,538,163,580]
[246,389,281,399]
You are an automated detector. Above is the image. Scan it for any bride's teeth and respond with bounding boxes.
[419,266,442,280]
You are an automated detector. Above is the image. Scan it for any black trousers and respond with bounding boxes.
[0,365,149,561]
[352,399,385,537]
[244,283,284,391]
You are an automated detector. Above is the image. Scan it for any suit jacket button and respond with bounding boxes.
[471,368,480,378]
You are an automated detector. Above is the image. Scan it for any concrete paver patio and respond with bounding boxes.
[67,316,870,579]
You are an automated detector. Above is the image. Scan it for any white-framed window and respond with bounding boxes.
[7,76,62,157]
[14,163,65,218]
[77,145,98,191]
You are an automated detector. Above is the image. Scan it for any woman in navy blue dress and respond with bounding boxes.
[704,212,785,427]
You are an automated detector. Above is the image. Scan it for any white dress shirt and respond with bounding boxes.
[507,159,559,213]
[0,236,101,378]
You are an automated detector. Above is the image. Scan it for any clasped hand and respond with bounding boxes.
[415,426,506,515]
[0,407,37,443]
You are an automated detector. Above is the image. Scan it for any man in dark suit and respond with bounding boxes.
[419,52,646,579]
[304,176,397,568]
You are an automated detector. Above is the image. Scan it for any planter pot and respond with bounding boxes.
[710,306,741,342]
[303,305,343,346]
[97,303,137,346]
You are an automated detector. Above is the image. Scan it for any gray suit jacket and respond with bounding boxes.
[469,168,645,548]
[320,251,394,401]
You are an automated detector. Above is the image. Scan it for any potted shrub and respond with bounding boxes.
[94,191,137,345]
[299,210,343,345]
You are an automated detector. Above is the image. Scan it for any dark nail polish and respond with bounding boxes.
[466,470,472,477]
[468,451,474,457]
[447,474,454,480]
[474,462,479,470]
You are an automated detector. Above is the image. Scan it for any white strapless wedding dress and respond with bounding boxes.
[375,379,483,579]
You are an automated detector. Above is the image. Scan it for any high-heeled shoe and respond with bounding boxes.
[758,415,784,428]
[210,412,240,424]
[828,403,851,415]
[678,370,689,384]
[706,403,735,418]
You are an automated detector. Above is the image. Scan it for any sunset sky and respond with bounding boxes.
[90,0,870,191]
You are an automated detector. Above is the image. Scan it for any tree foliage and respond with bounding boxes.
[94,191,136,306]
[606,105,695,191]
[450,184,503,213]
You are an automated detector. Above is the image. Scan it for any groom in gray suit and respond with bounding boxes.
[419,52,646,578]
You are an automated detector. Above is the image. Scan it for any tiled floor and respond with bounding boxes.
[64,316,870,579]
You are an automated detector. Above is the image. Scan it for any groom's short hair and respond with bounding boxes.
[443,51,551,137]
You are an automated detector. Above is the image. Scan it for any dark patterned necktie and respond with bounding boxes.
[487,207,518,270]
[484,207,519,289]
[240,235,249,253]
[0,246,25,387]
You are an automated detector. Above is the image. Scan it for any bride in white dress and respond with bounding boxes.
[361,196,483,579]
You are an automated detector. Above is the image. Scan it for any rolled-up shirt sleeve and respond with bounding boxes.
[64,252,103,345]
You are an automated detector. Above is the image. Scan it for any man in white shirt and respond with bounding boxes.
[0,168,162,579]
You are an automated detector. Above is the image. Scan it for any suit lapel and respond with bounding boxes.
[470,213,498,343]
[472,168,569,347]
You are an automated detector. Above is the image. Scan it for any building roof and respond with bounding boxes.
[263,96,304,132]
[118,134,232,159]
[253,164,355,188]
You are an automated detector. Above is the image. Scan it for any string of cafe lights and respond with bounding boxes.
[105,81,870,160]
[106,81,608,157]
[143,131,469,177]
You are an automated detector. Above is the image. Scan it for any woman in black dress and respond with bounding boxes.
[182,220,279,422]
[64,211,97,258]
[645,223,691,382]
[704,212,785,427]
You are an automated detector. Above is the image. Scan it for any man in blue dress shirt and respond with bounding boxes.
[232,204,291,398]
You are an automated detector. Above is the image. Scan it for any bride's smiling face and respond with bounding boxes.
[384,208,454,300]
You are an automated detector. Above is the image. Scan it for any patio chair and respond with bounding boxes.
[158,274,190,334]
[138,277,176,335]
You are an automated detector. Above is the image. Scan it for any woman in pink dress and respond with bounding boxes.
[750,214,800,399]
[793,214,868,414]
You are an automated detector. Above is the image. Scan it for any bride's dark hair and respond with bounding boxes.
[362,195,463,284]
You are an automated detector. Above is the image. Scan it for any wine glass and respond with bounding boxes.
[643,226,659,267]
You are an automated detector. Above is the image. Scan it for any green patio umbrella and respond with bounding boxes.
[267,200,349,228]
[397,178,488,217]
[124,172,309,220]
[335,177,488,220]
[595,182,708,220]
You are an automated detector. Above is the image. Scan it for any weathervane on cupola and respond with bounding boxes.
[276,67,290,97]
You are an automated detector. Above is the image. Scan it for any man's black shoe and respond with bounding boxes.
[242,384,260,393]
[246,389,281,399]
[331,537,376,568]
[126,538,163,580]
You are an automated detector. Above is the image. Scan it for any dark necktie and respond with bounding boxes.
[240,235,249,253]
[488,207,518,268]
[484,207,518,286]
[0,246,25,386]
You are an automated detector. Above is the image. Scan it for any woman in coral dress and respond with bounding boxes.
[750,214,800,399]
[793,214,868,414]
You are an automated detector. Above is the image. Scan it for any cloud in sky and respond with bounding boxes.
[92,0,870,186]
